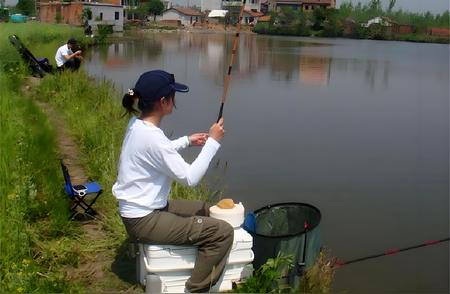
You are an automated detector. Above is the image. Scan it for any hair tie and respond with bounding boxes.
[127,89,134,96]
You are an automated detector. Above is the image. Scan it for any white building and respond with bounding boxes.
[201,0,262,12]
[362,16,393,28]
[85,3,124,32]
[161,7,203,26]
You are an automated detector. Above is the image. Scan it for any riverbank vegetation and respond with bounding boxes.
[0,22,213,292]
[0,24,87,293]
[1,22,335,293]
[254,0,450,43]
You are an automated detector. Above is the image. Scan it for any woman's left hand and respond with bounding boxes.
[189,133,208,146]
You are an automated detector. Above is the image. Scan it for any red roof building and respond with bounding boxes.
[161,7,204,26]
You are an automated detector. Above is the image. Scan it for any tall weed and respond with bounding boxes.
[0,73,81,292]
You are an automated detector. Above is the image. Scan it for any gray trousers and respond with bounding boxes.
[122,199,234,292]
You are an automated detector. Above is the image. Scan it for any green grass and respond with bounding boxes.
[1,21,217,292]
[1,21,335,293]
[0,22,94,70]
[33,67,217,245]
[0,68,83,292]
[0,22,104,292]
[234,250,335,293]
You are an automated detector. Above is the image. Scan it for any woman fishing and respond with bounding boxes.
[112,70,233,293]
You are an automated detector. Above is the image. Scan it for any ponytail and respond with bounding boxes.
[122,88,177,116]
[122,89,138,115]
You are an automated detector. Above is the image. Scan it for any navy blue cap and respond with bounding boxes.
[134,70,189,103]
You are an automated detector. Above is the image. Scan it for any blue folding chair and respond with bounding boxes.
[60,160,103,220]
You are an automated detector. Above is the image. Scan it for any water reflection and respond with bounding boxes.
[88,33,435,91]
[86,33,339,87]
[299,55,330,86]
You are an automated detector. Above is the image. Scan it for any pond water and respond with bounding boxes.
[84,31,449,293]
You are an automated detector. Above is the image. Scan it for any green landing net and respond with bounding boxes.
[244,202,322,287]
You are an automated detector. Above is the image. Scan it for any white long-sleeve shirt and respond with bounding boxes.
[112,117,220,218]
[55,44,73,67]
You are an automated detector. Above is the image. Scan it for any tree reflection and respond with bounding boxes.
[88,33,395,90]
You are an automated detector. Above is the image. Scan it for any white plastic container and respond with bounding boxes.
[138,228,253,293]
[209,202,245,228]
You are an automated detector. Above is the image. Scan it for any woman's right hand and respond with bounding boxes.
[209,117,225,142]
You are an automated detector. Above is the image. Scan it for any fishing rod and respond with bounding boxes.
[217,0,247,122]
[333,237,449,268]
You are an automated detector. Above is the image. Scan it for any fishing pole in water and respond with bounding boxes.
[333,237,449,268]
[217,0,247,122]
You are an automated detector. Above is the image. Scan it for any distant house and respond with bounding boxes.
[205,9,227,25]
[161,7,203,26]
[362,16,393,28]
[361,17,417,35]
[268,0,336,12]
[258,15,271,22]
[39,1,123,31]
[244,0,262,12]
[260,0,269,14]
[243,9,264,25]
[392,24,414,34]
[427,27,450,37]
[221,0,262,13]
[202,0,263,13]
[208,9,228,18]
[342,17,357,36]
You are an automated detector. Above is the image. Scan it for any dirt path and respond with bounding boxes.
[23,77,140,292]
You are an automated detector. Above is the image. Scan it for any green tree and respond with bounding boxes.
[16,0,34,15]
[388,0,396,12]
[322,9,343,37]
[146,0,164,21]
[369,0,381,11]
[81,7,92,23]
[312,7,327,30]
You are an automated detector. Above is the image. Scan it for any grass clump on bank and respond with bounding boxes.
[0,22,106,292]
[234,250,335,293]
[2,21,334,293]
[0,22,90,293]
[34,70,213,243]
[0,22,94,73]
[1,21,215,292]
[0,65,84,292]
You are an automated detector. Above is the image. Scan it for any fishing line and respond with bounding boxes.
[217,0,247,122]
[333,237,449,268]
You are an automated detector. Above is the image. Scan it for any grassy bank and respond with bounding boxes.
[0,54,84,293]
[0,22,211,292]
[0,22,92,293]
[1,22,333,293]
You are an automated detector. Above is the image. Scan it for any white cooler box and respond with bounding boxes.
[137,228,254,293]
